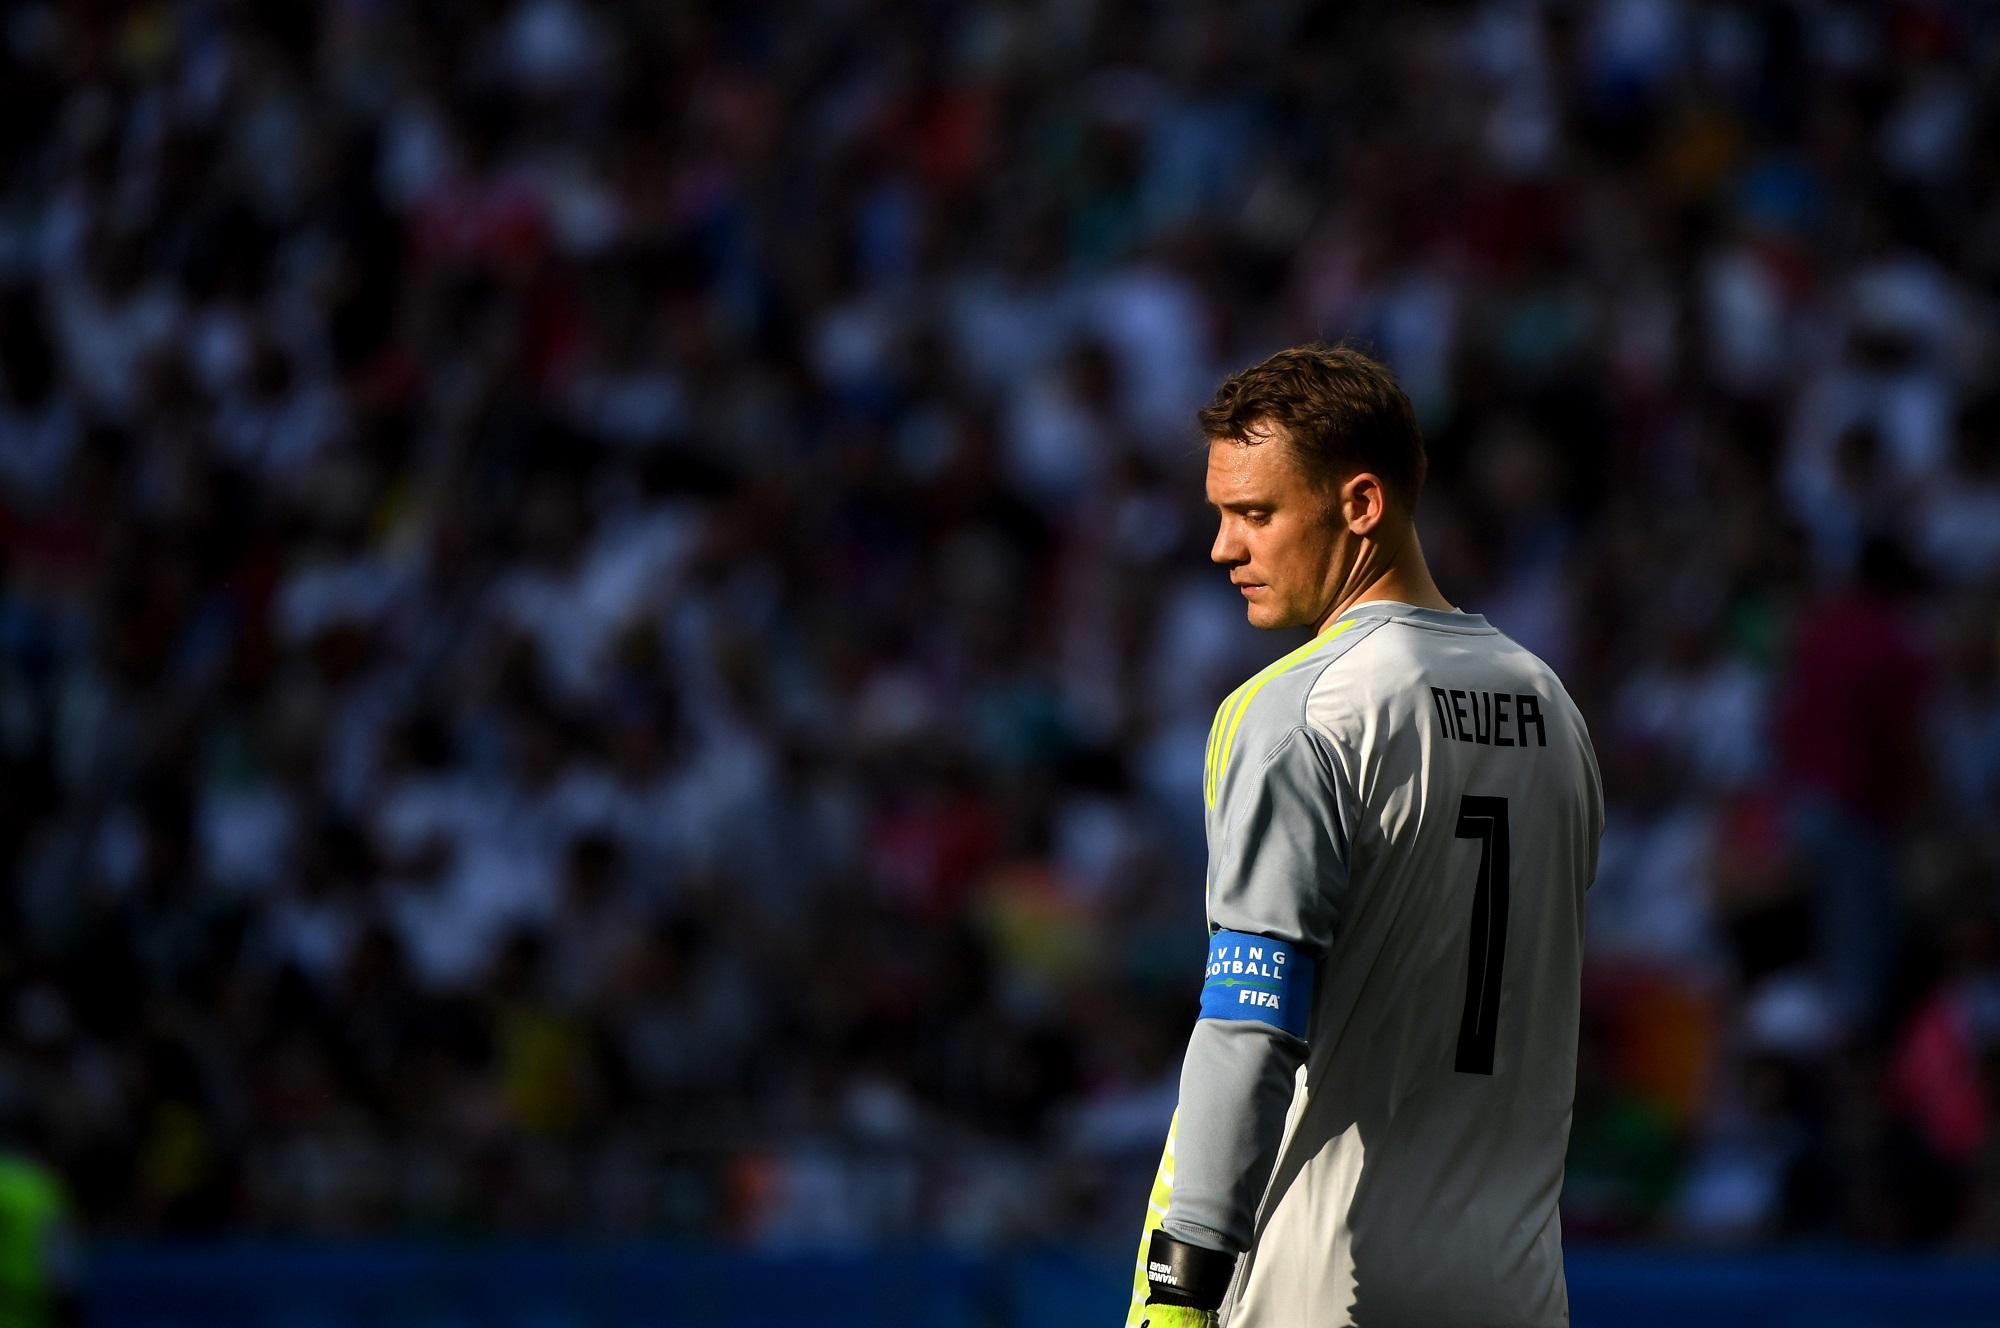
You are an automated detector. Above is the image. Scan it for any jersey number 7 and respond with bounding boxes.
[1454,796,1509,1075]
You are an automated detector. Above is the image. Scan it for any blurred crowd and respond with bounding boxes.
[1,0,1999,1255]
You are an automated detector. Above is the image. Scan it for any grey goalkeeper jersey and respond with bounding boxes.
[1129,601,1603,1328]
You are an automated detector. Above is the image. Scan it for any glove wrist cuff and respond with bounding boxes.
[1145,1229,1235,1311]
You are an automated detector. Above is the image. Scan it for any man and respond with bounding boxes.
[1129,345,1603,1327]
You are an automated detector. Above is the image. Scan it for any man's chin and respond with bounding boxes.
[1244,602,1298,631]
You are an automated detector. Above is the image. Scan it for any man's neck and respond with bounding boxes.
[1313,536,1453,635]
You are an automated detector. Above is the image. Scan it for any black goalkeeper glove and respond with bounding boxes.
[1141,1229,1235,1328]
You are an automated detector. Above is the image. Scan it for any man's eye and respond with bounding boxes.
[1245,511,1271,525]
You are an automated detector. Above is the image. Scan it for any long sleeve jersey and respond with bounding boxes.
[1128,600,1603,1328]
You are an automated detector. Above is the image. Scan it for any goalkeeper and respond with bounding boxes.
[1129,346,1601,1327]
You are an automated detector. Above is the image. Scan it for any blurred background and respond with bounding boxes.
[2,0,2000,1323]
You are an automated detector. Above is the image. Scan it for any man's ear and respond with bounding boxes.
[1342,472,1386,535]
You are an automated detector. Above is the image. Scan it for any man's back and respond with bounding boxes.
[1204,602,1602,1326]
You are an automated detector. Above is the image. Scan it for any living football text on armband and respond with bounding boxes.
[1198,930,1316,1040]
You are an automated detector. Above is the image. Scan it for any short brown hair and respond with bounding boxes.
[1198,343,1427,507]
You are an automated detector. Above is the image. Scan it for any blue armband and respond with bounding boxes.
[1199,930,1316,1040]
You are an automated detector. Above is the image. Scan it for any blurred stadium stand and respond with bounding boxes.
[2,0,2000,1321]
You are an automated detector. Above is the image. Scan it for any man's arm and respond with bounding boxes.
[1161,1016,1306,1252]
[1160,725,1350,1257]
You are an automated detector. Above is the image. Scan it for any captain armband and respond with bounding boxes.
[1198,930,1316,1040]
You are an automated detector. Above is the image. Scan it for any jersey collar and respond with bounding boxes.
[1327,600,1493,632]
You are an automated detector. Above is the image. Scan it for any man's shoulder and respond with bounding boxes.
[1204,617,1390,809]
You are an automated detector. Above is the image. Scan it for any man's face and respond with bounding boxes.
[1206,423,1348,631]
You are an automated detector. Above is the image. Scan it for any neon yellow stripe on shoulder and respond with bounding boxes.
[1203,679,1248,806]
[1205,617,1358,807]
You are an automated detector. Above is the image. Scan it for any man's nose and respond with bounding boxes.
[1211,520,1244,565]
